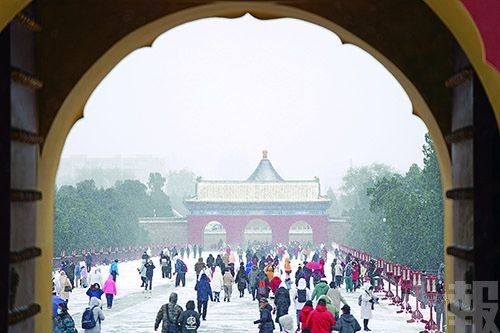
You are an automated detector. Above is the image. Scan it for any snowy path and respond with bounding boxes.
[64,251,433,332]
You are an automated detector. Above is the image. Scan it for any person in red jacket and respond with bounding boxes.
[299,300,314,332]
[306,298,336,333]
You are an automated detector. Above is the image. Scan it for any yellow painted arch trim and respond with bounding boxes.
[36,2,453,332]
[426,0,500,127]
[0,0,31,31]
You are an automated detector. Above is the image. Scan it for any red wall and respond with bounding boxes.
[188,215,328,245]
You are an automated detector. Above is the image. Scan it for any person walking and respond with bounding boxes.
[52,302,75,333]
[210,266,223,302]
[161,255,172,279]
[299,300,314,332]
[255,270,270,302]
[74,263,81,288]
[154,292,184,333]
[291,277,311,331]
[327,281,348,320]
[58,271,73,305]
[80,262,89,288]
[145,259,156,294]
[253,298,275,333]
[86,283,104,301]
[65,261,76,289]
[83,297,105,333]
[89,268,103,290]
[311,279,330,302]
[85,253,92,273]
[248,265,259,300]
[360,286,374,331]
[109,259,119,282]
[102,275,117,309]
[274,282,291,330]
[178,300,200,333]
[52,283,66,318]
[175,258,187,287]
[334,260,343,287]
[235,262,248,297]
[344,262,353,293]
[195,273,213,321]
[223,268,234,302]
[332,304,361,333]
[194,257,206,280]
[305,298,336,333]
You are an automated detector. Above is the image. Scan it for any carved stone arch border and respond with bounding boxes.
[32,2,456,332]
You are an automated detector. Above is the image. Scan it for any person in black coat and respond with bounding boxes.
[235,263,248,297]
[274,284,291,330]
[145,259,156,292]
[254,298,275,333]
[178,300,200,333]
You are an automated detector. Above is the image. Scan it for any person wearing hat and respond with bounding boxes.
[52,301,75,333]
[51,282,66,318]
[253,298,275,333]
[178,300,200,333]
[332,304,361,333]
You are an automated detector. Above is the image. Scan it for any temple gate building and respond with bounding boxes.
[184,151,332,246]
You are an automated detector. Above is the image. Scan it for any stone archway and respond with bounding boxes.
[289,221,313,244]
[203,221,227,250]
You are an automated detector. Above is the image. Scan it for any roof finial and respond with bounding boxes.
[262,150,268,159]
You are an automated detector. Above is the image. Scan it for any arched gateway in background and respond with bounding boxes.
[184,151,331,246]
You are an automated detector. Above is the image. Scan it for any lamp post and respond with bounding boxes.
[400,267,412,313]
[423,275,438,332]
[392,264,402,306]
[407,270,424,323]
[385,262,394,300]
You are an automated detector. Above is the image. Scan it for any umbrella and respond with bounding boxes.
[305,261,322,271]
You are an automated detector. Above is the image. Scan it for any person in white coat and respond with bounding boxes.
[290,277,311,332]
[88,268,103,289]
[211,266,223,302]
[360,285,375,331]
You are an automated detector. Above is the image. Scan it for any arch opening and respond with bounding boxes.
[34,3,456,332]
[203,221,227,250]
[288,220,313,244]
[243,219,272,246]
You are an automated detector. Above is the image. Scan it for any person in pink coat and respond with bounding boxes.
[102,275,117,309]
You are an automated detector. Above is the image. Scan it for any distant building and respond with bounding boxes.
[184,151,332,246]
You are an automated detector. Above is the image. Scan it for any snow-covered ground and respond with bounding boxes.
[63,251,435,332]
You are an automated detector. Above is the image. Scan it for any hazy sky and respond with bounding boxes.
[60,15,428,191]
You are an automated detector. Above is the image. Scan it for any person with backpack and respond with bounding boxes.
[235,262,248,297]
[195,273,213,320]
[255,270,270,302]
[253,298,275,333]
[82,296,105,333]
[332,304,362,333]
[102,275,117,309]
[175,258,187,287]
[155,292,184,333]
[53,301,75,333]
[178,300,200,333]
[291,277,311,331]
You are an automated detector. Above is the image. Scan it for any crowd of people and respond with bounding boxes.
[51,242,445,332]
